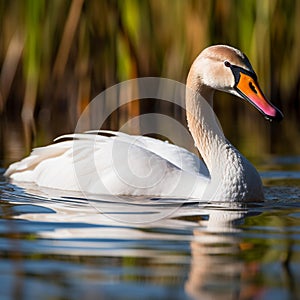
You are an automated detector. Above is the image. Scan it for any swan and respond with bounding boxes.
[5,45,283,202]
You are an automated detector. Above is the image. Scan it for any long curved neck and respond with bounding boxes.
[186,68,264,201]
[186,72,227,174]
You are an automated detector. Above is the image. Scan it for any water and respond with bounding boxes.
[0,156,300,300]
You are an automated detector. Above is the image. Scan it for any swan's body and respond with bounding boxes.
[5,45,283,202]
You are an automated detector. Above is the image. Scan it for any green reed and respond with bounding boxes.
[0,0,299,164]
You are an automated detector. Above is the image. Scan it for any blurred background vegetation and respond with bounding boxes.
[0,0,299,166]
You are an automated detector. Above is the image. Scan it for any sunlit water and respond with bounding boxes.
[1,156,300,300]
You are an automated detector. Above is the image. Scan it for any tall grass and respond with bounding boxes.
[0,0,299,164]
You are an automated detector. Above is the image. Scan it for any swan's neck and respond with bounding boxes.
[186,71,264,201]
[186,80,227,174]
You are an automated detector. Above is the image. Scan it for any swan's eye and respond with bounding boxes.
[249,81,258,94]
[224,61,231,67]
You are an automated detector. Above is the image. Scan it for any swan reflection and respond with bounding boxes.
[2,183,268,299]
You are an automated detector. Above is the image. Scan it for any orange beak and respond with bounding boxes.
[225,61,284,121]
[235,72,283,122]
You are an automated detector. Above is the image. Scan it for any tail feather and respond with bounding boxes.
[4,141,72,177]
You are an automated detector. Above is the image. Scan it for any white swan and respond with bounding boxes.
[5,45,283,202]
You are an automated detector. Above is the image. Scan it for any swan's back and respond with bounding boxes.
[5,131,208,198]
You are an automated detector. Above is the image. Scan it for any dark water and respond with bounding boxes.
[0,156,300,300]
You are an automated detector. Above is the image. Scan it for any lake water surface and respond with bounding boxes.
[0,156,300,300]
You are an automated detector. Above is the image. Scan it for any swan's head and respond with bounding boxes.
[189,45,283,121]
